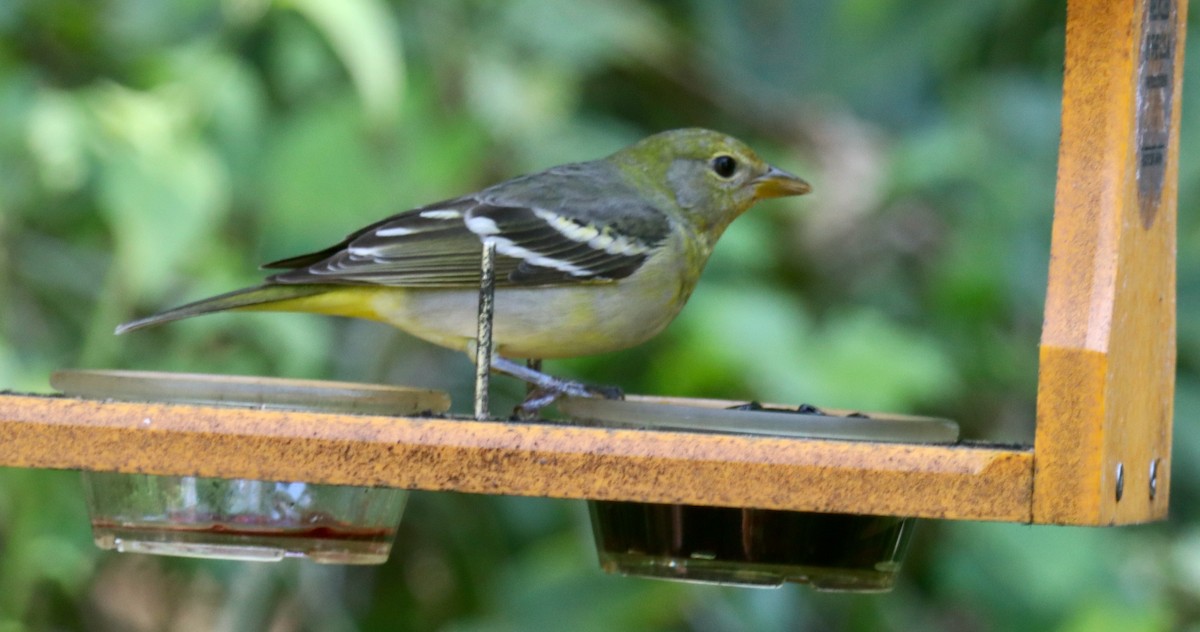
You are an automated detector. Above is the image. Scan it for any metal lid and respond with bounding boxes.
[558,396,958,444]
[51,369,450,416]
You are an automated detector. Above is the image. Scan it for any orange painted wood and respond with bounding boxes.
[0,394,1033,522]
[1034,0,1183,524]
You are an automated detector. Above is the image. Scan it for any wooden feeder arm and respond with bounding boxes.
[0,395,1032,522]
[0,0,1182,526]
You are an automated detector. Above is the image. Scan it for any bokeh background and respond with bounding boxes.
[1,0,1198,630]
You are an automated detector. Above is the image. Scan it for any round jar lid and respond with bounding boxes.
[52,369,450,416]
[558,395,958,444]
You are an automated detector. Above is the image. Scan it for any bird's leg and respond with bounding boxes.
[489,356,623,419]
[518,358,556,417]
[525,358,542,399]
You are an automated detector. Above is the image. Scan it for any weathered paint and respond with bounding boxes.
[0,394,1033,522]
[1033,0,1183,525]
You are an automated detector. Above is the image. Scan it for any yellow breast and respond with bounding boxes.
[256,229,710,360]
[373,232,706,358]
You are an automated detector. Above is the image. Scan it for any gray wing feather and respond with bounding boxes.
[266,161,671,288]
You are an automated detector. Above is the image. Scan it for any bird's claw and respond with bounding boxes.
[584,383,624,400]
[513,380,623,420]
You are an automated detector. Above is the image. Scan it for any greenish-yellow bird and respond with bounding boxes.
[118,128,810,405]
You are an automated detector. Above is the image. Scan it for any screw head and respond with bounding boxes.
[1149,459,1159,500]
[1115,462,1125,502]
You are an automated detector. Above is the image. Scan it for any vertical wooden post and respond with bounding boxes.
[1034,0,1185,524]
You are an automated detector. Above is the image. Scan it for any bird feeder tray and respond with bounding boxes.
[0,0,1182,527]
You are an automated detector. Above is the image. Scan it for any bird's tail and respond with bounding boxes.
[115,284,331,335]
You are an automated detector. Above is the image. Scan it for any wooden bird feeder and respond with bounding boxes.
[0,0,1183,527]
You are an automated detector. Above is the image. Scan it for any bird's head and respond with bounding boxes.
[611,128,811,238]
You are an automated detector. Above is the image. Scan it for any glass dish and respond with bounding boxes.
[53,369,450,564]
[559,396,958,591]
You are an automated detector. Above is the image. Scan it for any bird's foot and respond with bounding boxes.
[488,356,623,419]
[513,380,623,420]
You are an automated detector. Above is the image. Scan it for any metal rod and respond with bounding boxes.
[473,240,497,420]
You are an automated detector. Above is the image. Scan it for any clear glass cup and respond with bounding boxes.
[53,370,450,564]
[83,473,408,563]
[559,396,959,591]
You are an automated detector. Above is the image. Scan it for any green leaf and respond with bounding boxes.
[288,0,405,128]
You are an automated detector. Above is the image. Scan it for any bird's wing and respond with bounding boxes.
[264,163,672,288]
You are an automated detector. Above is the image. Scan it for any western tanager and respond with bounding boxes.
[117,128,811,410]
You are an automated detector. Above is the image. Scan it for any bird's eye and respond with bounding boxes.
[711,154,738,178]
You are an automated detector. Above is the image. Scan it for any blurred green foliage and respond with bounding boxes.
[1,0,1198,630]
